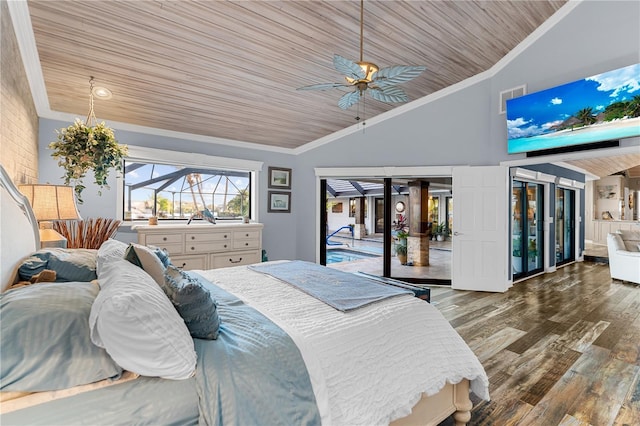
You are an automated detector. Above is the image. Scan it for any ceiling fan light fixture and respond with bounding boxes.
[297,0,425,110]
[345,61,379,84]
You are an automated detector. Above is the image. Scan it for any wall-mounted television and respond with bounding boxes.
[506,63,640,154]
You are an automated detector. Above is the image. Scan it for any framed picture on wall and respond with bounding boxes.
[268,167,292,189]
[268,191,291,213]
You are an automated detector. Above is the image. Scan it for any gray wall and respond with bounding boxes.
[37,1,640,264]
[38,118,297,261]
[294,0,640,262]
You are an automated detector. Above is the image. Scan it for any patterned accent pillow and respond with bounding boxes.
[124,243,166,286]
[149,245,171,267]
[163,265,221,340]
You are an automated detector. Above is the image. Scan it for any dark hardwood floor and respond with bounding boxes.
[433,261,640,426]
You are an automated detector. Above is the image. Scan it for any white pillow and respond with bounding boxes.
[124,243,166,286]
[97,239,129,275]
[90,258,196,380]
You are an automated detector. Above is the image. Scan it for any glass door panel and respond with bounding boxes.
[526,183,543,272]
[555,187,575,265]
[512,180,544,279]
[512,182,524,276]
[374,198,385,234]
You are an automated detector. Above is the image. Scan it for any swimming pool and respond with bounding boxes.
[326,249,380,264]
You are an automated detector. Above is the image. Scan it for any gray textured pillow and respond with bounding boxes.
[0,282,122,391]
[163,265,221,340]
[18,248,97,282]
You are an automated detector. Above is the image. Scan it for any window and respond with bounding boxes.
[349,198,368,218]
[120,146,263,222]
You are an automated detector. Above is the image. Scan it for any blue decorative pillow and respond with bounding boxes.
[0,282,122,391]
[149,245,171,267]
[163,265,220,340]
[18,248,98,282]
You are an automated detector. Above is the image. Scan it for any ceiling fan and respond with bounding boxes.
[297,0,426,110]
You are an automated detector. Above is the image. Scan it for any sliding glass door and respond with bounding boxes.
[320,177,452,284]
[512,180,544,280]
[555,187,575,266]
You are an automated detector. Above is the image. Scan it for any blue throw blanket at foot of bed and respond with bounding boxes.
[191,272,320,426]
[249,260,412,311]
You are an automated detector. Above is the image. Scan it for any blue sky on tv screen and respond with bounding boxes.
[506,63,640,142]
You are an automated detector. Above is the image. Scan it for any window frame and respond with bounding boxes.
[117,146,263,223]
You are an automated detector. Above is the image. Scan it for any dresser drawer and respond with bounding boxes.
[145,233,183,245]
[233,239,260,250]
[154,243,183,255]
[185,241,232,253]
[210,251,260,269]
[234,230,260,240]
[171,255,207,271]
[185,232,231,242]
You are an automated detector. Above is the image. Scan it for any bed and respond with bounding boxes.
[0,164,489,426]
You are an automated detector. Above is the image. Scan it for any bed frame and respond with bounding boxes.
[392,381,472,426]
[0,164,473,425]
[0,166,39,292]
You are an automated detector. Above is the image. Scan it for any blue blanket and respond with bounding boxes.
[1,274,320,426]
[249,260,412,311]
[191,272,320,426]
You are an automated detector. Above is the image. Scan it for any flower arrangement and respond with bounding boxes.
[49,119,127,203]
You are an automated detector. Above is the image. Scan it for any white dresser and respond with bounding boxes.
[132,223,263,270]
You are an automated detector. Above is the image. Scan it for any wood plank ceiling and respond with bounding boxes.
[565,153,640,179]
[28,0,567,150]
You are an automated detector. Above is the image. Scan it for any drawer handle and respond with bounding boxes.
[245,233,249,237]
[191,236,195,240]
[163,237,167,241]
[224,235,228,238]
[245,242,249,246]
[191,246,195,251]
[224,244,227,248]
[229,257,243,264]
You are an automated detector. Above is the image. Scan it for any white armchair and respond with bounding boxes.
[607,231,640,285]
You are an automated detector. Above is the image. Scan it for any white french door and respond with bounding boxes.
[452,166,510,292]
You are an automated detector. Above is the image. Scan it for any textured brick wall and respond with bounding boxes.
[0,1,39,184]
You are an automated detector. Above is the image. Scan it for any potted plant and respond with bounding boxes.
[395,243,408,265]
[395,230,409,264]
[49,119,128,203]
[434,221,448,241]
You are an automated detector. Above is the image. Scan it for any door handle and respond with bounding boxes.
[453,231,463,236]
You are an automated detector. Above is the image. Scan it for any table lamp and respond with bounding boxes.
[18,184,81,248]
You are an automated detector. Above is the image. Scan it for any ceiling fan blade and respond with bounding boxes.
[338,90,362,110]
[297,82,351,91]
[372,65,426,87]
[369,86,409,104]
[333,54,365,81]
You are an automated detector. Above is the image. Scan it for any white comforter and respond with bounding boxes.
[195,262,489,426]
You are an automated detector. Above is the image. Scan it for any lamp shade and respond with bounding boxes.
[18,184,81,221]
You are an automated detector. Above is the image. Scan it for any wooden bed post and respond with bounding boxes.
[452,380,472,426]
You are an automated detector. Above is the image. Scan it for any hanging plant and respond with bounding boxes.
[48,78,127,203]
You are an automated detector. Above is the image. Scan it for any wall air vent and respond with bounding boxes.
[499,85,526,114]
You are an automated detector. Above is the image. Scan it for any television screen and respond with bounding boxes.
[506,63,640,154]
